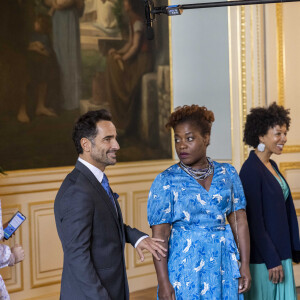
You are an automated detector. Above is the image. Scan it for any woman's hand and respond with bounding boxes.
[158,281,176,300]
[238,263,251,293]
[11,245,25,264]
[28,42,50,56]
[108,48,116,55]
[268,265,284,284]
[228,209,251,294]
[113,53,122,61]
[2,221,9,230]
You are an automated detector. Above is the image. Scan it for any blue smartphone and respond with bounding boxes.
[4,211,26,240]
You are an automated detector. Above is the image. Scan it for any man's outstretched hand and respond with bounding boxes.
[136,237,167,261]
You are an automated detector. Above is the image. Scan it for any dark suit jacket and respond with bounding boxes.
[54,160,145,300]
[240,150,300,269]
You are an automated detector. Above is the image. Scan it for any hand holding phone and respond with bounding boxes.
[11,245,25,264]
[3,211,26,240]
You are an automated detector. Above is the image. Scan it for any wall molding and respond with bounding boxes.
[29,201,62,289]
[279,161,300,177]
[0,160,177,298]
[283,145,300,154]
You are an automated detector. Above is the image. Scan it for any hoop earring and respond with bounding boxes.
[257,143,265,152]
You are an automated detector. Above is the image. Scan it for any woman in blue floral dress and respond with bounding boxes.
[147,105,251,300]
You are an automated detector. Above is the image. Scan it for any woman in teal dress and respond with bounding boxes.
[240,103,300,300]
[147,105,251,300]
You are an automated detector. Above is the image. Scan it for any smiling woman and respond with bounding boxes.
[240,102,300,300]
[147,104,251,300]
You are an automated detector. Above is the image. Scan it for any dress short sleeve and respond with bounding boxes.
[147,172,173,226]
[226,164,247,212]
[133,20,143,33]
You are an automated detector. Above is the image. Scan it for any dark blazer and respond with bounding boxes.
[239,150,300,269]
[54,160,145,300]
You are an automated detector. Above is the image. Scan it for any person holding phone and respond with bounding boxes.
[0,200,25,299]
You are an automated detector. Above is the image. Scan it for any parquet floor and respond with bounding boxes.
[130,287,156,300]
[130,287,300,299]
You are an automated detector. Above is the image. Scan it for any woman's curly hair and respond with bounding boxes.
[243,102,290,148]
[166,105,215,136]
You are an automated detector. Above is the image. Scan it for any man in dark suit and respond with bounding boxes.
[54,109,166,299]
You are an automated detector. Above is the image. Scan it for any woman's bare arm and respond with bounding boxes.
[121,31,142,61]
[228,209,251,293]
[152,224,175,300]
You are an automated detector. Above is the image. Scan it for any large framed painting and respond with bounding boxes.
[0,0,172,171]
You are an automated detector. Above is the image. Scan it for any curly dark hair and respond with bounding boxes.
[166,105,215,137]
[243,102,290,148]
[72,109,112,154]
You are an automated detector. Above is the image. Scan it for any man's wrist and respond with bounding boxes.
[134,235,148,248]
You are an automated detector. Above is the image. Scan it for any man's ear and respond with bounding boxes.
[80,138,92,153]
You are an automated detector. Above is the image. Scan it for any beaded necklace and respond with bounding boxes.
[179,157,214,180]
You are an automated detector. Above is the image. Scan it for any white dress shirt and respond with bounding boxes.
[78,158,148,248]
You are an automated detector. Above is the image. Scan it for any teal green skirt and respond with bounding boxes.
[244,259,297,300]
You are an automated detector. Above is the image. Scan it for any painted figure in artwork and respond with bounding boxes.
[84,0,119,35]
[104,0,154,136]
[46,0,84,110]
[18,14,60,123]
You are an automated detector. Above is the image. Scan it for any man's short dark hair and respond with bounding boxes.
[72,109,112,154]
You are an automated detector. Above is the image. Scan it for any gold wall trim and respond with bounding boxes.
[292,192,300,200]
[0,169,164,188]
[256,5,264,106]
[276,3,285,106]
[0,180,63,188]
[240,6,248,162]
[283,145,300,153]
[250,6,255,108]
[0,188,59,197]
[168,0,175,160]
[279,161,300,177]
[0,159,174,177]
[0,159,232,196]
[274,5,299,152]
[296,208,300,216]
[0,167,72,177]
[228,7,234,164]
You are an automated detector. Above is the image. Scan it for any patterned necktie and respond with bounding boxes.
[101,173,117,212]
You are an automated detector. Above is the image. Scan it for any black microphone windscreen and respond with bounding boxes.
[146,27,154,40]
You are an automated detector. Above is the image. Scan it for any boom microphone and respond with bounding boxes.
[144,0,154,40]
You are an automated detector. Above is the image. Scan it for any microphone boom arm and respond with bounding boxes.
[151,0,300,16]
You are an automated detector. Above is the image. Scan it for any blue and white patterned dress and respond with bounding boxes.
[147,162,246,300]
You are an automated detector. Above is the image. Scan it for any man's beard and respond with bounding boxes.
[91,150,117,166]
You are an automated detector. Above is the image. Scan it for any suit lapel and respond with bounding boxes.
[75,161,123,238]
